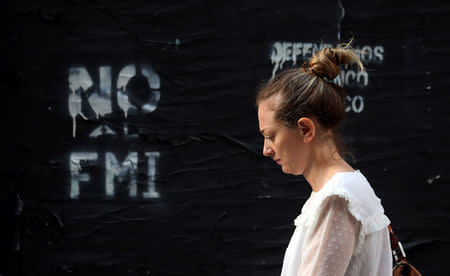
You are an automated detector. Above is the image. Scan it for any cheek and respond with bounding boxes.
[284,137,307,164]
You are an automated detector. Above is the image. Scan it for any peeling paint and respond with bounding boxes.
[426,175,440,184]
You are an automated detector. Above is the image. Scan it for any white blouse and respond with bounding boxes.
[280,169,392,276]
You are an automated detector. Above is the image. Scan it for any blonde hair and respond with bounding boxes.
[255,39,365,159]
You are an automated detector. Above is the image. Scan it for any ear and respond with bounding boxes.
[297,117,315,143]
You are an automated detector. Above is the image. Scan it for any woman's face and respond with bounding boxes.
[258,97,311,175]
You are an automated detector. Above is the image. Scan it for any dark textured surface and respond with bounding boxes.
[3,0,449,275]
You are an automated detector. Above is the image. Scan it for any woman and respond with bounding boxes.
[256,41,392,276]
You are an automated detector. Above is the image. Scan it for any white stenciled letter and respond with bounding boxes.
[116,64,136,118]
[143,152,160,198]
[140,64,161,113]
[88,66,112,120]
[68,67,92,137]
[105,152,138,198]
[292,43,302,65]
[70,152,98,198]
[271,42,283,78]
[374,46,384,63]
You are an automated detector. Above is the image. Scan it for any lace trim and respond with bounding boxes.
[293,186,390,256]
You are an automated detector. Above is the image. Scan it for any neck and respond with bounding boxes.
[302,140,354,192]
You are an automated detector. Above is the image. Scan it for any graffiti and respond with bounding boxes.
[270,42,384,77]
[70,151,160,199]
[67,64,162,200]
[346,95,364,113]
[334,68,369,87]
[269,42,385,114]
[68,64,161,138]
[70,152,98,199]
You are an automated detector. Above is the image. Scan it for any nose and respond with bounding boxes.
[263,141,274,157]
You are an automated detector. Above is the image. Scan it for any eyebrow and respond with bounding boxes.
[260,128,269,135]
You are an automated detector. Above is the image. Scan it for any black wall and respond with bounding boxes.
[3,0,449,275]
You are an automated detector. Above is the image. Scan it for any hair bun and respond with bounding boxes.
[303,41,365,80]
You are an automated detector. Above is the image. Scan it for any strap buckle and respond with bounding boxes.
[393,241,406,261]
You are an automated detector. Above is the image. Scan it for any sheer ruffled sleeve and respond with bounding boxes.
[297,195,362,276]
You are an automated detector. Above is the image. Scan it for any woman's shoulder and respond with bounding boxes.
[294,169,391,255]
[319,170,381,211]
[328,169,377,206]
[297,170,390,233]
[323,170,390,232]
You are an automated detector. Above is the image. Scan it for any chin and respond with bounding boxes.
[282,166,302,176]
[281,166,294,175]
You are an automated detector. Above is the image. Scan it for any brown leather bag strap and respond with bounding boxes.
[389,225,424,275]
[388,224,407,262]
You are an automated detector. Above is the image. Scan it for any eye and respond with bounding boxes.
[264,136,272,140]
